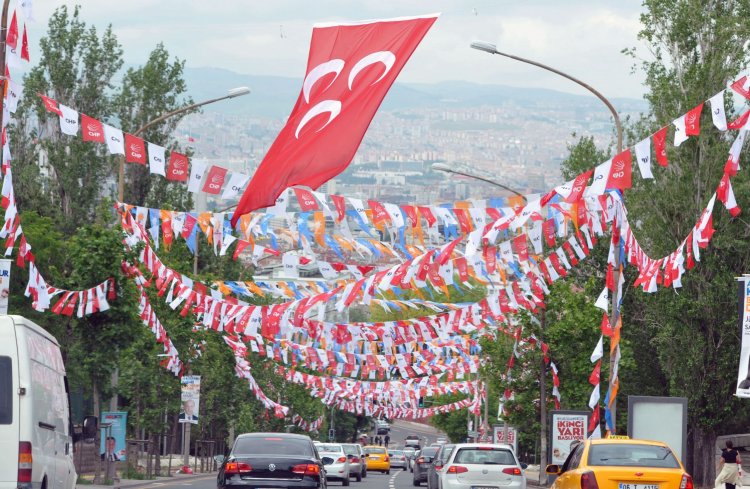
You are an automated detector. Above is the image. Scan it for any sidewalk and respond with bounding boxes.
[77,472,216,489]
[524,465,545,488]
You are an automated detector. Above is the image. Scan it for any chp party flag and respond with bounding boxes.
[231,14,438,225]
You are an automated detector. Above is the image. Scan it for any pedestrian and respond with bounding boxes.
[716,440,742,489]
[375,435,381,446]
[384,434,390,447]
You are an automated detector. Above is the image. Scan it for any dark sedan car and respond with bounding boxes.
[412,446,440,486]
[218,433,327,489]
[427,444,455,489]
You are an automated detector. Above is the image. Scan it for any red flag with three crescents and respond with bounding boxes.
[231,14,438,225]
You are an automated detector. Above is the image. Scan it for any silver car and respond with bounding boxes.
[316,443,351,486]
[341,443,366,481]
[389,449,408,470]
[439,443,526,489]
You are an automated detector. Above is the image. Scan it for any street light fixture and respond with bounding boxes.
[469,40,623,153]
[431,162,527,201]
[117,86,251,202]
[471,39,625,471]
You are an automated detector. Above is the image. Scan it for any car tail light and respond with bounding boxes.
[337,457,347,463]
[581,471,600,489]
[351,457,360,463]
[447,465,468,474]
[293,464,321,476]
[18,442,32,483]
[680,474,694,489]
[225,461,253,474]
[417,457,425,464]
[385,456,390,462]
[435,465,443,471]
[477,447,494,451]
[503,468,522,476]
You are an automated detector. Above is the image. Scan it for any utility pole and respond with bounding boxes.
[539,310,548,485]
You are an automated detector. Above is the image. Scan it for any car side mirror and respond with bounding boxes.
[545,464,562,475]
[521,463,528,470]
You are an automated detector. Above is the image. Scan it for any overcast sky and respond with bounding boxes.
[27,1,648,99]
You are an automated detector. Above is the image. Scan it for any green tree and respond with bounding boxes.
[115,42,194,209]
[622,1,750,484]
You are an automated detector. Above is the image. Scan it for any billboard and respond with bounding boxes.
[100,411,128,461]
[179,375,201,424]
[492,425,518,453]
[549,411,588,465]
[628,396,687,464]
[735,278,750,397]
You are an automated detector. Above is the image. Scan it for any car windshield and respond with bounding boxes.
[342,445,359,455]
[453,447,515,465]
[588,444,680,468]
[235,436,313,456]
[421,447,440,457]
[390,450,404,456]
[316,444,344,453]
[364,447,386,454]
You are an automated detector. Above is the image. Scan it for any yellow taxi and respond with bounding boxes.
[546,438,693,489]
[363,445,391,474]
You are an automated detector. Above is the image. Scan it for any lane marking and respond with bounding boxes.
[389,469,401,489]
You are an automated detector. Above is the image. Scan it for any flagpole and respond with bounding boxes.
[471,40,624,437]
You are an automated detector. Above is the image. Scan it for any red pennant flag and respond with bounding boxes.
[606,149,632,190]
[81,114,105,143]
[512,234,529,262]
[368,200,390,226]
[202,166,228,194]
[565,170,593,203]
[731,76,750,100]
[483,245,497,274]
[588,406,600,433]
[124,133,147,164]
[331,194,347,222]
[230,14,438,224]
[39,94,63,116]
[601,314,613,337]
[685,103,703,136]
[728,109,750,130]
[233,240,251,261]
[589,360,601,385]
[20,24,29,62]
[166,152,189,182]
[542,219,556,248]
[653,126,668,167]
[418,206,437,227]
[6,12,18,50]
[293,188,320,211]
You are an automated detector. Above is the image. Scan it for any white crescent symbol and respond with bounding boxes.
[303,59,344,103]
[348,51,396,90]
[295,100,341,139]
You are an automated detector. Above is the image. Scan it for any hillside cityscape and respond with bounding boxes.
[176,67,647,210]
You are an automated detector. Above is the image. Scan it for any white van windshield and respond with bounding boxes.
[0,356,11,424]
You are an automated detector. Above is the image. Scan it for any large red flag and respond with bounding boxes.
[231,14,438,225]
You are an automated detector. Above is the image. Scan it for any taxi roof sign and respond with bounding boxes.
[607,434,630,439]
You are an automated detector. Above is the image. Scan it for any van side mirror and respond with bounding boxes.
[82,416,98,441]
[521,463,528,470]
[545,464,562,475]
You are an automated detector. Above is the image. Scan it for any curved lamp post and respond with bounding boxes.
[470,40,623,153]
[431,162,527,201]
[117,86,251,202]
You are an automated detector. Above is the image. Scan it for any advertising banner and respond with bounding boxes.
[0,259,11,314]
[736,278,750,397]
[549,411,588,465]
[179,375,201,424]
[100,411,128,461]
[492,425,518,453]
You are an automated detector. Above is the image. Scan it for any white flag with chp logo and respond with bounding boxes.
[221,172,251,199]
[147,143,166,176]
[187,159,208,193]
[58,104,79,136]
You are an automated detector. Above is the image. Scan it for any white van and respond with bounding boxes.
[0,315,81,489]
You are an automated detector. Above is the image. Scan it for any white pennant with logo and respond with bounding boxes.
[147,143,166,176]
[221,173,251,200]
[58,104,79,136]
[103,124,125,155]
[634,137,653,179]
[187,159,208,193]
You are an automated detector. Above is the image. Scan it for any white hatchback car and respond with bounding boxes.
[439,443,526,489]
[316,443,351,486]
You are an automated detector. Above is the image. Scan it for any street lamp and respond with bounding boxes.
[471,40,625,470]
[117,86,251,202]
[470,41,623,152]
[431,162,527,201]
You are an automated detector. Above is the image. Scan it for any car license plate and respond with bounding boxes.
[619,484,659,489]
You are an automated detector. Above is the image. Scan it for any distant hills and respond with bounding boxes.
[183,67,647,119]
